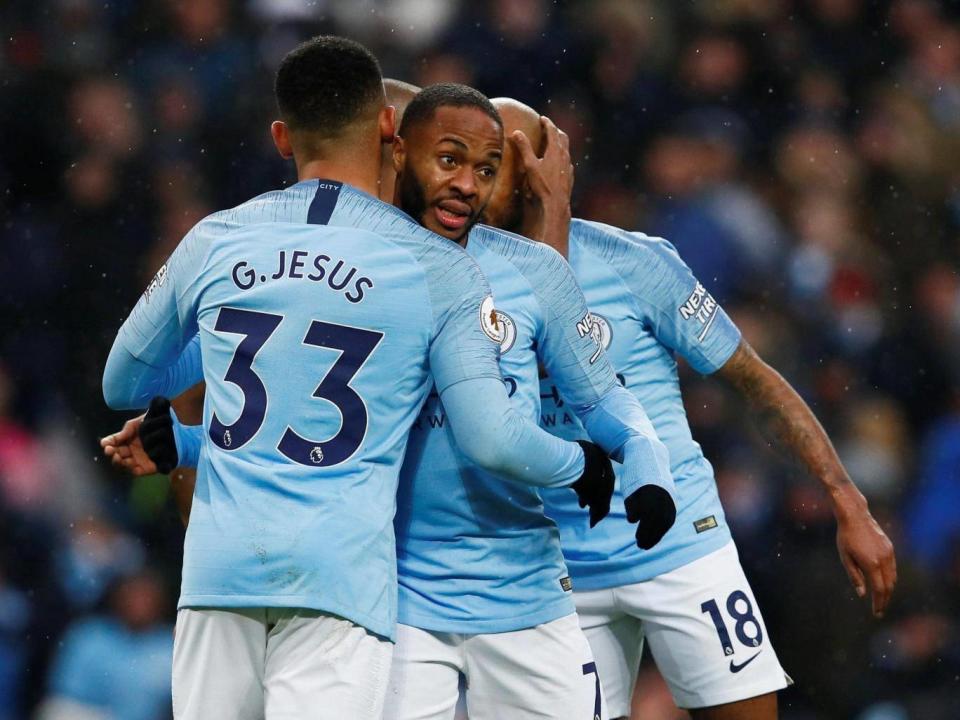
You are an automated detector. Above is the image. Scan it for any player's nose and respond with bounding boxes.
[448,165,477,198]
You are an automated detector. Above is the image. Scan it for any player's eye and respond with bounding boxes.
[478,166,496,178]
[439,155,456,167]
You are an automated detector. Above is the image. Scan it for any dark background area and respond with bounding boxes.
[1,1,959,718]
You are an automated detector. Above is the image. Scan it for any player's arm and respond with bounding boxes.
[716,340,896,617]
[526,242,676,547]
[439,377,612,493]
[428,255,612,498]
[101,229,207,410]
[616,229,896,616]
[100,397,202,476]
[511,115,572,254]
[103,334,202,410]
[101,374,203,527]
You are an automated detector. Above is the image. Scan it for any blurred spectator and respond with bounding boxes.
[0,566,30,720]
[0,366,52,510]
[54,518,145,612]
[37,572,173,720]
[904,408,960,572]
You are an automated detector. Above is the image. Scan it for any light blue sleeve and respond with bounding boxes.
[516,236,673,498]
[102,335,202,410]
[102,225,210,409]
[421,236,585,487]
[522,240,619,408]
[577,386,675,498]
[626,231,742,374]
[170,407,203,468]
[421,241,503,393]
[440,377,584,488]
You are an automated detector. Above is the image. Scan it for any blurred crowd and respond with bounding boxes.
[1,0,959,718]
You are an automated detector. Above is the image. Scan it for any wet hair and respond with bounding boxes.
[398,83,502,136]
[275,35,384,135]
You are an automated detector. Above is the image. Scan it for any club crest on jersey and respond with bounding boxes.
[479,296,517,353]
[576,312,612,363]
[143,263,168,303]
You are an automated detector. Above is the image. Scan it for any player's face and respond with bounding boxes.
[481,138,525,233]
[396,106,503,242]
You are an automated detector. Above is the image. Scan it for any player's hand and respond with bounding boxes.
[835,490,897,618]
[100,414,156,477]
[571,441,615,527]
[624,485,677,550]
[511,115,573,205]
[140,396,179,474]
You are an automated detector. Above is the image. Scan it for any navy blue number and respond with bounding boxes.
[700,598,734,656]
[581,662,601,720]
[701,591,763,656]
[278,322,384,467]
[209,308,282,451]
[727,590,763,647]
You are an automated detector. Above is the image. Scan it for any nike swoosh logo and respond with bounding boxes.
[729,651,762,673]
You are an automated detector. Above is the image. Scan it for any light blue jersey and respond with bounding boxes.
[540,219,742,590]
[395,225,673,634]
[102,181,586,641]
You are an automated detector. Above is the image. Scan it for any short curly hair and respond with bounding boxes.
[274,36,384,135]
[398,83,502,137]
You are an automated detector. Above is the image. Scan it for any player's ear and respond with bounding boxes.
[392,135,406,175]
[270,121,294,159]
[379,105,396,144]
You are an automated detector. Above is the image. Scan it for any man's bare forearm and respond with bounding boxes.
[717,339,895,617]
[717,340,863,511]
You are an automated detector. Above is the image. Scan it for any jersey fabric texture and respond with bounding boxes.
[102,180,579,641]
[396,224,627,634]
[540,218,742,590]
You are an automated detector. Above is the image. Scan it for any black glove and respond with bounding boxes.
[570,441,615,527]
[624,485,677,549]
[142,396,178,474]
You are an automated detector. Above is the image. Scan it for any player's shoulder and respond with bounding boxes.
[571,218,688,284]
[333,188,490,302]
[469,223,569,278]
[338,186,470,257]
[184,184,308,247]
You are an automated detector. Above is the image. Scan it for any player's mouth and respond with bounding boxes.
[434,200,473,232]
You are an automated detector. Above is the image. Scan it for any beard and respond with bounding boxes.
[397,167,428,227]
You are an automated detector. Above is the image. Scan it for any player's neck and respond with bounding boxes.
[296,157,381,197]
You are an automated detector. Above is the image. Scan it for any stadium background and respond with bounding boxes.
[2,0,959,718]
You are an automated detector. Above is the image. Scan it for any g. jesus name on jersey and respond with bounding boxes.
[105,180,590,643]
[540,219,743,590]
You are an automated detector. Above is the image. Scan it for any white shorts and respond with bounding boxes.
[173,607,392,720]
[384,613,607,720]
[575,541,790,715]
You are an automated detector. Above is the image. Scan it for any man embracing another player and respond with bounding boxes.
[482,98,896,720]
